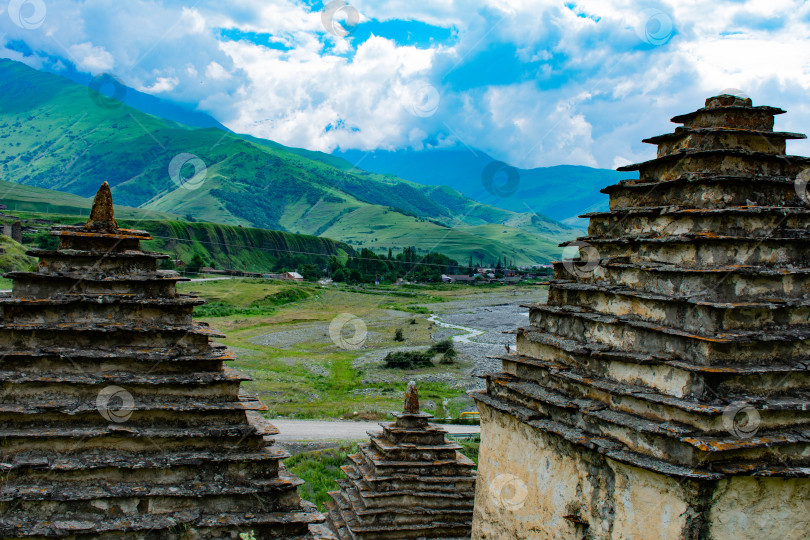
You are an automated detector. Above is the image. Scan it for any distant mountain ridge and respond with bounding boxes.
[0,58,578,264]
[61,70,231,132]
[334,148,631,224]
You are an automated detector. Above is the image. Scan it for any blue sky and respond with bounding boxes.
[1,0,808,169]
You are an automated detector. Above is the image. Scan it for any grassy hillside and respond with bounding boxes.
[241,135,575,235]
[334,148,629,223]
[0,179,178,220]
[0,58,579,264]
[134,219,351,272]
[312,205,559,264]
[0,181,353,273]
[0,234,35,272]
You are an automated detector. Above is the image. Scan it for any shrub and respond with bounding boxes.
[394,328,405,342]
[430,339,454,355]
[383,350,434,369]
[439,350,457,364]
[382,338,458,369]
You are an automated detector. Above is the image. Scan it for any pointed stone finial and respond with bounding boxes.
[404,380,419,414]
[85,182,119,232]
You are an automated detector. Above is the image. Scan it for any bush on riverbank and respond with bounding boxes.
[383,339,457,369]
[383,350,434,368]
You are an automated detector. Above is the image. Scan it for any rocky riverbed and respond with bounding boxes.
[351,287,549,394]
[427,288,549,387]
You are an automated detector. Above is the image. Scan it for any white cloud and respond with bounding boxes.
[68,42,114,73]
[140,76,179,93]
[181,7,207,34]
[0,0,808,168]
[205,61,231,80]
[217,33,443,153]
[612,155,632,169]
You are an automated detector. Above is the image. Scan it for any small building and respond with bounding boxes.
[265,271,304,281]
[443,274,477,284]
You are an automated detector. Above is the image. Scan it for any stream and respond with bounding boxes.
[427,314,486,343]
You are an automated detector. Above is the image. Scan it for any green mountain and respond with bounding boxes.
[0,177,176,219]
[0,180,352,274]
[0,59,578,264]
[334,148,630,225]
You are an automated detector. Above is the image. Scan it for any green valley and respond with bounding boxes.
[0,59,579,265]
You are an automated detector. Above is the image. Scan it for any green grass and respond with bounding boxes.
[0,234,36,272]
[457,436,481,466]
[381,302,431,314]
[178,281,501,419]
[285,443,357,511]
[193,286,312,317]
[285,438,481,510]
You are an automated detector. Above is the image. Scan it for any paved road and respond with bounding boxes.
[188,276,234,282]
[270,419,480,441]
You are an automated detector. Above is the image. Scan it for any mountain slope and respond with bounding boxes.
[243,137,576,238]
[334,148,631,223]
[0,180,352,273]
[0,59,577,264]
[0,179,178,220]
[62,72,231,132]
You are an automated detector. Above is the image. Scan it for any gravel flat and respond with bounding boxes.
[427,288,548,388]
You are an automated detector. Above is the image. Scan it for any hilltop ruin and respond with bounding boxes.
[472,95,810,538]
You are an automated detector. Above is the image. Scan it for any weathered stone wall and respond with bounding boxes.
[473,406,692,540]
[474,406,810,540]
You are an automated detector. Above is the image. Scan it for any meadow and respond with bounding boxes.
[179,278,531,419]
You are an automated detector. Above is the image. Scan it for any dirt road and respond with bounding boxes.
[271,419,480,441]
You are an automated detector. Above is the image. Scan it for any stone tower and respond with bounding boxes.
[0,183,331,538]
[471,95,810,539]
[326,381,477,539]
